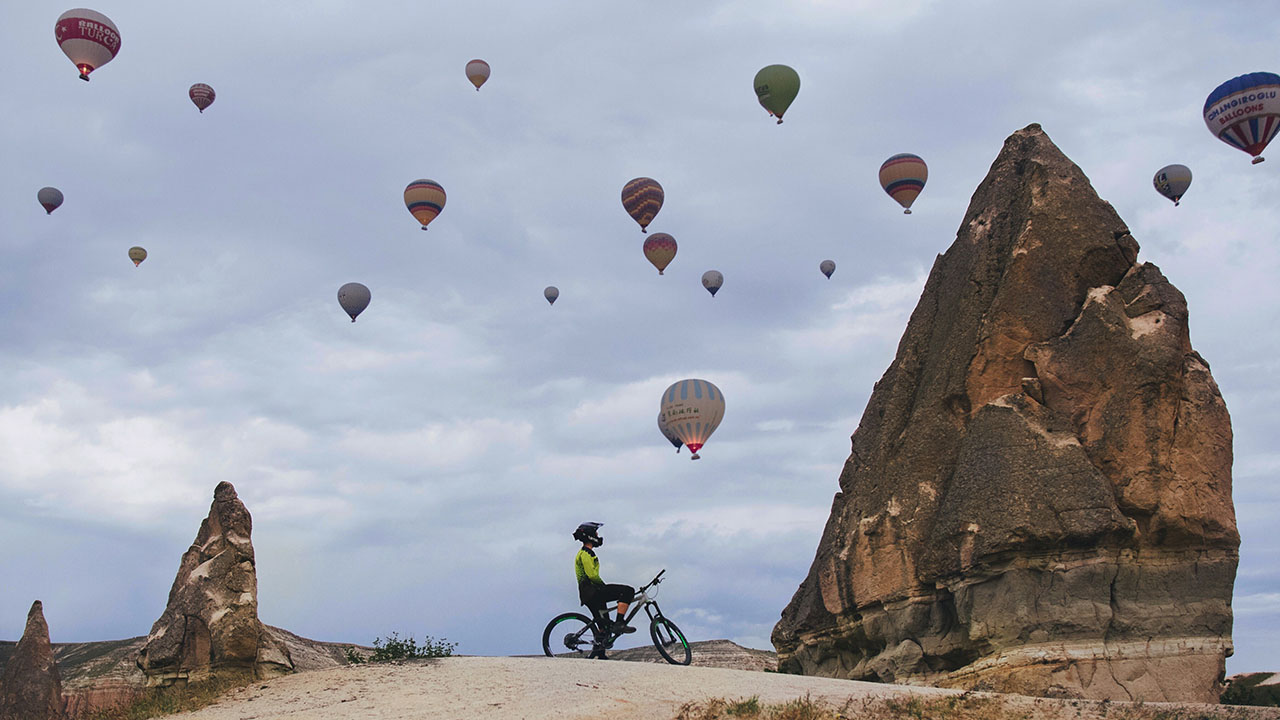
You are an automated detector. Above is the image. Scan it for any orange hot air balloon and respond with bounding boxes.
[621,177,663,232]
[189,83,215,112]
[643,233,677,275]
[404,179,446,230]
[466,59,490,90]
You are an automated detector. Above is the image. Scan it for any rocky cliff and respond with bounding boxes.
[137,481,294,686]
[772,124,1239,703]
[0,601,65,720]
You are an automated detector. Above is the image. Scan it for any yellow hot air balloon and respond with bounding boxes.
[643,233,677,275]
[659,379,725,460]
[128,246,146,266]
[404,179,446,230]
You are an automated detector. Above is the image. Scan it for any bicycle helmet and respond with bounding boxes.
[573,521,604,546]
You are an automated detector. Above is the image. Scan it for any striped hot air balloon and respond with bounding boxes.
[189,83,215,112]
[1153,164,1192,206]
[659,379,725,460]
[466,59,490,90]
[55,9,120,81]
[643,233,677,275]
[621,177,663,232]
[404,179,446,230]
[1204,72,1280,164]
[879,153,928,214]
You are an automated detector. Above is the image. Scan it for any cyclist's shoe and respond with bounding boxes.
[614,623,637,634]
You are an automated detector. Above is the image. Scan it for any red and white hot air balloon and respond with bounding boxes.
[55,9,121,81]
[189,83,215,112]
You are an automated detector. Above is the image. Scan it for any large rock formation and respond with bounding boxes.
[0,601,65,720]
[137,481,293,686]
[772,124,1238,703]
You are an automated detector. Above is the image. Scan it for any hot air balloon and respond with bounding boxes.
[644,233,677,275]
[657,411,683,453]
[38,187,64,214]
[338,282,371,322]
[1204,72,1280,164]
[753,65,800,124]
[128,246,146,266]
[1153,164,1192,206]
[621,177,663,232]
[466,59,490,91]
[404,179,446,230]
[55,9,120,81]
[879,153,928,214]
[659,379,725,460]
[189,83,215,112]
[820,259,835,278]
[701,270,723,297]
[544,286,559,305]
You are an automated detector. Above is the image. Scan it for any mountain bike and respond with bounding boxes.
[542,569,691,665]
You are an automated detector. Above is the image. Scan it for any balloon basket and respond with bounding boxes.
[1253,156,1266,164]
[904,209,912,214]
[690,453,701,460]
[776,119,783,125]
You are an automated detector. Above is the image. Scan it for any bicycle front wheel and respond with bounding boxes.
[649,616,691,665]
[542,612,599,658]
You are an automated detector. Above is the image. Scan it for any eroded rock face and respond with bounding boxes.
[0,601,65,720]
[772,124,1238,703]
[137,482,292,686]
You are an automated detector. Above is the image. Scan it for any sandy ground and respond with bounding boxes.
[165,656,1280,720]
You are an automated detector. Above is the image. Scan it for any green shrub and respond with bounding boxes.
[344,631,457,663]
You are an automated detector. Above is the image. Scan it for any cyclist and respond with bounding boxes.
[573,522,636,638]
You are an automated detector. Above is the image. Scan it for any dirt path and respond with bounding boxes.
[170,656,1280,720]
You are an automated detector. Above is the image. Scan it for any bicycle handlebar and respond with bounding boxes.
[639,569,666,592]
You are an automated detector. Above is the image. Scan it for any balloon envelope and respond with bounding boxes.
[404,179,446,230]
[657,411,683,453]
[820,259,835,278]
[189,83,215,112]
[55,9,120,80]
[338,282,371,322]
[659,379,725,460]
[128,246,146,266]
[754,65,800,123]
[544,286,559,305]
[38,187,64,214]
[1203,72,1280,163]
[1153,164,1192,206]
[701,270,723,296]
[466,59,490,90]
[644,233,677,275]
[621,177,663,232]
[880,153,928,213]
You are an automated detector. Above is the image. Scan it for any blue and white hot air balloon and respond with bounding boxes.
[659,379,725,460]
[1204,72,1280,164]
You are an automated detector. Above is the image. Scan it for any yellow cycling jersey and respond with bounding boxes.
[575,547,603,587]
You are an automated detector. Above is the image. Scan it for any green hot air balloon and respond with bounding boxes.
[754,65,800,124]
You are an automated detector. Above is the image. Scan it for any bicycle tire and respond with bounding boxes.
[649,616,691,665]
[542,612,599,658]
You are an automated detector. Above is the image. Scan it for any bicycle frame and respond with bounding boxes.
[583,570,669,641]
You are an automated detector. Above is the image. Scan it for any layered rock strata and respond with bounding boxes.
[772,124,1238,703]
[0,601,65,720]
[137,481,293,686]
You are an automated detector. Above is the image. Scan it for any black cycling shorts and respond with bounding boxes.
[580,583,635,612]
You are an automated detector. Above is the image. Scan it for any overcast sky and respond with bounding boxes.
[2,1,1277,675]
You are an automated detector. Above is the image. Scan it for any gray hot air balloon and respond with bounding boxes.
[701,270,723,297]
[544,286,559,305]
[38,187,64,214]
[820,260,835,278]
[1153,164,1192,206]
[337,282,371,322]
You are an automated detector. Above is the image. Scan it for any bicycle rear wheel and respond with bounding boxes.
[542,612,601,658]
[649,616,691,665]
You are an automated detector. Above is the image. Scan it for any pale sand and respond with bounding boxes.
[169,657,1280,720]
